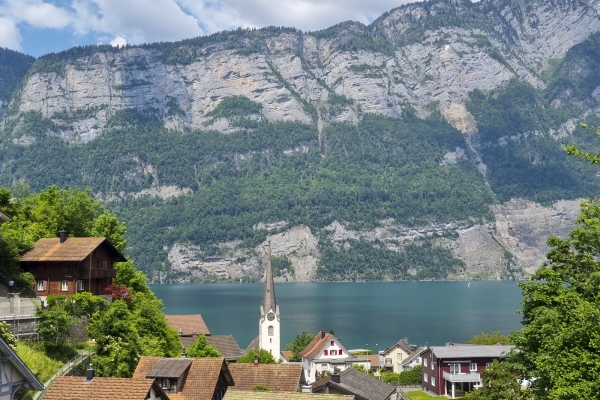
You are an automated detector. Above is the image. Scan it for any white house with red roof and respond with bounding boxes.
[300,330,371,384]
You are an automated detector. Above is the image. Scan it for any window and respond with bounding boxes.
[321,364,328,369]
[268,326,274,336]
[431,362,435,371]
[331,341,334,346]
[424,373,428,383]
[432,377,436,386]
[101,260,108,269]
[450,364,460,374]
[486,362,492,368]
[385,358,392,365]
[161,379,170,390]
[77,280,85,291]
[331,350,337,356]
[61,280,69,291]
[470,363,477,372]
[36,280,45,291]
[424,358,428,367]
[397,353,403,360]
[324,350,328,355]
[270,338,272,343]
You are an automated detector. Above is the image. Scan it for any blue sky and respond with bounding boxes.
[0,0,414,57]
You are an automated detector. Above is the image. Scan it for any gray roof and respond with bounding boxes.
[0,337,44,391]
[246,335,260,352]
[146,358,192,378]
[382,337,416,356]
[313,368,396,400]
[400,347,427,366]
[206,335,246,361]
[430,345,514,359]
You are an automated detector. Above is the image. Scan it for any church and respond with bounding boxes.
[247,240,281,361]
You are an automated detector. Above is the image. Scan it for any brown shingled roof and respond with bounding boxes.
[206,335,246,361]
[43,376,165,400]
[299,331,334,359]
[228,363,302,392]
[134,356,234,400]
[166,314,211,336]
[224,390,353,400]
[366,354,380,368]
[20,237,126,262]
[280,350,294,362]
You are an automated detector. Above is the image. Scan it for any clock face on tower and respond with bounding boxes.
[267,312,275,321]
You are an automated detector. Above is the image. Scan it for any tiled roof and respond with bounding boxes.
[312,368,396,400]
[165,315,211,336]
[430,345,514,359]
[382,337,416,356]
[134,357,233,400]
[228,363,302,392]
[206,335,246,361]
[20,237,126,262]
[224,389,353,400]
[280,350,294,362]
[43,376,161,400]
[299,331,334,359]
[246,336,260,352]
[146,358,192,378]
[366,354,380,368]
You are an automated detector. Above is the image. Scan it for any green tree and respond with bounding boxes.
[509,199,600,399]
[113,260,152,295]
[398,365,422,385]
[131,292,181,357]
[463,360,522,400]
[186,335,221,358]
[467,331,511,345]
[0,321,17,350]
[285,331,314,362]
[237,349,277,364]
[566,123,600,163]
[36,304,76,346]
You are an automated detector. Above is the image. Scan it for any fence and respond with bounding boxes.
[0,296,41,340]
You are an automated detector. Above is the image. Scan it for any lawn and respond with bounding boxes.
[405,391,439,400]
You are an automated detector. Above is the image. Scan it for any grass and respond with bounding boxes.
[406,391,439,400]
[15,342,64,384]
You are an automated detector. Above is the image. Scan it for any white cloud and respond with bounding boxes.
[110,35,127,47]
[0,16,21,50]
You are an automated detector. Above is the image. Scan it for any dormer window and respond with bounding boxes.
[331,341,334,346]
[146,358,192,395]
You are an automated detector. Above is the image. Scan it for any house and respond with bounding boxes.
[311,368,397,400]
[228,363,304,392]
[20,232,126,301]
[421,344,514,399]
[43,375,169,400]
[300,330,371,384]
[365,354,380,375]
[0,337,43,400]
[381,337,421,373]
[134,356,234,400]
[223,389,353,400]
[165,314,211,337]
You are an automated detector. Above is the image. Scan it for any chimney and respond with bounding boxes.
[320,330,325,339]
[179,327,183,336]
[329,330,334,336]
[181,346,187,358]
[331,374,340,383]
[301,385,312,393]
[59,230,67,244]
[85,364,95,382]
[254,354,259,365]
[448,342,454,347]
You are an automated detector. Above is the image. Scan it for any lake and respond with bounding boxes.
[151,281,523,351]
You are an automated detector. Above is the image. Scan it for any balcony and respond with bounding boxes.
[443,371,481,383]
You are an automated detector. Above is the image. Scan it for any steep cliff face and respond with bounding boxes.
[2,0,600,282]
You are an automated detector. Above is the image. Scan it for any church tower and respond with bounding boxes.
[259,241,280,361]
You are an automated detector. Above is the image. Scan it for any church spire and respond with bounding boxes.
[262,240,276,313]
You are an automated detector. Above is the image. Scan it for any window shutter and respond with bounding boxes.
[43,280,47,290]
[324,350,328,355]
[339,350,343,355]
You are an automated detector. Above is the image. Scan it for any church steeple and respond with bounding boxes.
[259,239,280,361]
[262,241,277,315]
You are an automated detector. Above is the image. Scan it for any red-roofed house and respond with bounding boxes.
[20,232,126,301]
[300,330,370,384]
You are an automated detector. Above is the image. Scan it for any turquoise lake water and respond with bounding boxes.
[150,281,523,351]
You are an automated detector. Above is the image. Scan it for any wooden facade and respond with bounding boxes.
[20,237,126,299]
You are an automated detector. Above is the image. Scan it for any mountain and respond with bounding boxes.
[2,0,600,283]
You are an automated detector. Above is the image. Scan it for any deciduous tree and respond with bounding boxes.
[187,335,221,358]
[285,331,314,362]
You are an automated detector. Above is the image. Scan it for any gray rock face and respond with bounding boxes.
[9,0,600,141]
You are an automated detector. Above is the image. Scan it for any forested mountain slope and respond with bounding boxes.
[1,0,600,282]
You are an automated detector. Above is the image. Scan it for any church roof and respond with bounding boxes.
[262,241,277,314]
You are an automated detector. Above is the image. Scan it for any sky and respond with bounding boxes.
[0,0,417,57]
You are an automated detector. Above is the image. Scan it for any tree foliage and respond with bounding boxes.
[0,321,17,350]
[237,349,277,364]
[508,199,600,399]
[463,360,522,400]
[467,331,511,346]
[285,331,314,362]
[186,335,221,358]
